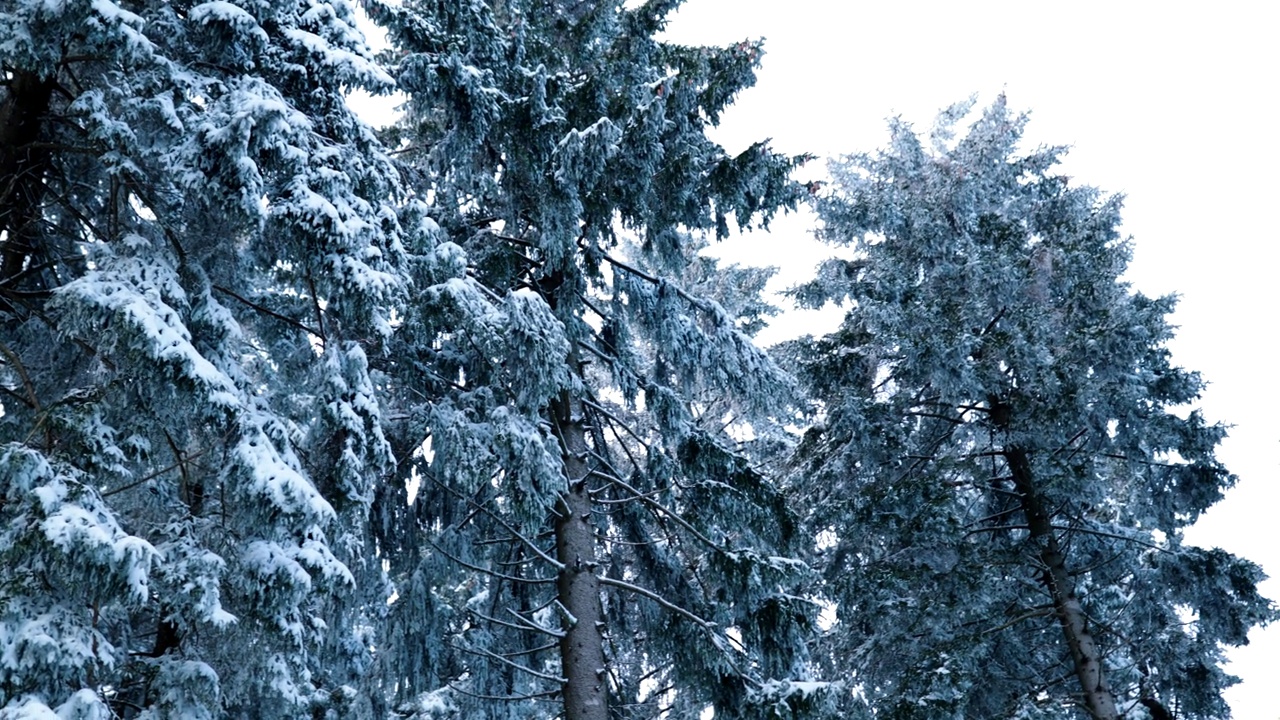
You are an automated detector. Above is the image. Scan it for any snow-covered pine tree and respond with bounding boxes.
[0,1,404,716]
[782,98,1274,720]
[364,1,822,718]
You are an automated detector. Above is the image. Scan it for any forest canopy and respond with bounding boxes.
[0,2,1270,720]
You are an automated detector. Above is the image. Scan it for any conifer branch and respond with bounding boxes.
[425,468,565,570]
[598,576,756,687]
[468,607,565,639]
[980,606,1056,636]
[212,285,321,338]
[426,537,557,585]
[504,607,568,639]
[582,397,650,448]
[446,683,561,703]
[451,643,567,684]
[101,447,212,498]
[0,340,39,411]
[598,467,727,555]
[598,251,711,312]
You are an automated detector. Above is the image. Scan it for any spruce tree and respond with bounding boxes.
[783,98,1274,720]
[0,1,405,716]
[364,1,821,718]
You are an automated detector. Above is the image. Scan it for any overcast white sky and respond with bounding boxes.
[658,1,1279,716]
[352,2,1279,715]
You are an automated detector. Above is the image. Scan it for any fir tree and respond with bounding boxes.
[364,1,821,718]
[0,1,404,716]
[783,98,1275,720]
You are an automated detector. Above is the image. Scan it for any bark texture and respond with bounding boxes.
[1006,446,1119,720]
[553,389,609,720]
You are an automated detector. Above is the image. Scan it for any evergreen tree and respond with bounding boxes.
[783,98,1274,720]
[364,1,822,718]
[0,1,405,716]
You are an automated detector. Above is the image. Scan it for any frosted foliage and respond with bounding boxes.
[313,343,393,507]
[1,0,403,714]
[368,1,816,718]
[50,691,111,720]
[786,98,1274,719]
[135,660,221,720]
[153,535,236,629]
[0,447,154,702]
[54,244,241,413]
[503,289,572,410]
[233,423,335,525]
[0,690,110,720]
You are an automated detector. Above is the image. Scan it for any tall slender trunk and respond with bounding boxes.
[1006,446,1119,720]
[553,388,609,720]
[0,70,55,284]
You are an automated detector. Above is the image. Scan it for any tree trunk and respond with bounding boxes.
[0,70,55,284]
[553,389,609,720]
[1006,446,1119,720]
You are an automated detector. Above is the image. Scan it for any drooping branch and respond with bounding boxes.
[594,462,728,556]
[426,470,565,570]
[446,682,561,703]
[598,251,712,313]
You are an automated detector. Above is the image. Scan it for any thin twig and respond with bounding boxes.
[425,470,564,570]
[981,606,1055,636]
[599,576,757,687]
[446,682,560,703]
[451,643,567,684]
[211,285,321,338]
[426,537,557,585]
[101,447,211,497]
[0,340,39,411]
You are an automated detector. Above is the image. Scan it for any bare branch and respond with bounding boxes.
[0,340,39,411]
[425,470,565,570]
[446,682,561,703]
[426,537,557,585]
[451,643,567,684]
[212,285,321,338]
[101,447,211,498]
[469,606,565,639]
[599,576,757,687]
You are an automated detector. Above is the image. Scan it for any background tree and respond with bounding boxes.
[0,1,405,716]
[364,1,824,718]
[782,98,1274,720]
